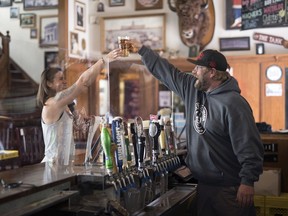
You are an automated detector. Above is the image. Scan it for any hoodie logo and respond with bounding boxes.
[193,102,207,134]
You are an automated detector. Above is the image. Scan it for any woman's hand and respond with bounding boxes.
[104,48,122,63]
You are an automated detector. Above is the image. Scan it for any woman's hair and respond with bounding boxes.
[36,67,62,108]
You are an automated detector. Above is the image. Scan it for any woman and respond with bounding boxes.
[37,49,121,165]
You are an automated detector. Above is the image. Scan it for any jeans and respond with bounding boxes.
[196,183,256,216]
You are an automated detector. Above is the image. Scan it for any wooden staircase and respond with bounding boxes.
[0,31,39,116]
[0,31,44,170]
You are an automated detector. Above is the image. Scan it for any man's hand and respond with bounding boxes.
[236,184,254,207]
[128,39,141,53]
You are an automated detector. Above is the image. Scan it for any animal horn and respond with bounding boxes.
[168,0,176,12]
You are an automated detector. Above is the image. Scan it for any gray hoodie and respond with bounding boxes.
[139,46,264,187]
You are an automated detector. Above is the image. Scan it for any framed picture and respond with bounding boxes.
[39,15,58,47]
[20,13,36,28]
[0,0,12,7]
[219,37,250,51]
[10,7,19,18]
[100,13,166,53]
[30,28,37,39]
[135,0,163,10]
[23,0,58,10]
[75,1,86,32]
[44,51,59,69]
[13,0,22,3]
[225,0,242,30]
[256,43,265,55]
[70,31,80,55]
[109,0,125,7]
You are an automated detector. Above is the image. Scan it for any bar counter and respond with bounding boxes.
[0,162,197,216]
[0,162,105,216]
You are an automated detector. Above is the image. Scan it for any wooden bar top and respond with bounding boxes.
[0,162,106,204]
[261,132,288,140]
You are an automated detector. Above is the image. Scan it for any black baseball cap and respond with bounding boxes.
[187,49,228,72]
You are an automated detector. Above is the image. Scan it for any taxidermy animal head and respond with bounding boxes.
[168,0,215,51]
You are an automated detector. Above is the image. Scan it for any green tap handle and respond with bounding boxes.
[101,125,113,175]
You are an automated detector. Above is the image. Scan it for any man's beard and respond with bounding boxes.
[194,78,208,91]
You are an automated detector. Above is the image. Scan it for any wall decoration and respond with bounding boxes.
[30,28,37,39]
[256,43,264,55]
[253,32,288,49]
[109,0,125,7]
[266,65,282,82]
[23,0,58,10]
[70,32,80,55]
[13,0,22,3]
[10,7,19,18]
[44,51,59,69]
[135,0,162,10]
[226,0,241,30]
[219,37,250,51]
[75,1,86,32]
[100,13,165,53]
[97,1,104,11]
[20,13,36,28]
[0,0,12,7]
[39,15,58,47]
[241,0,288,30]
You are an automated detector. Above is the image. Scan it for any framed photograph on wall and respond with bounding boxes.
[219,37,250,51]
[0,0,12,7]
[30,28,37,39]
[135,0,163,10]
[256,43,265,55]
[100,13,166,53]
[225,0,242,30]
[39,15,58,47]
[109,0,125,7]
[20,13,36,28]
[75,1,86,32]
[13,0,23,3]
[44,51,59,69]
[10,7,19,18]
[70,31,80,56]
[23,0,58,10]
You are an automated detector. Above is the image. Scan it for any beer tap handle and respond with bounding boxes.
[135,116,145,170]
[149,117,161,165]
[100,121,113,175]
[130,122,138,167]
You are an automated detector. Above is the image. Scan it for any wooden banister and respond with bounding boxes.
[0,31,11,99]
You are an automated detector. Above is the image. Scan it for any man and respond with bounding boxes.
[133,45,264,216]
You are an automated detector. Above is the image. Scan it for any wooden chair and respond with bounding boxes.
[0,119,20,171]
[15,126,44,166]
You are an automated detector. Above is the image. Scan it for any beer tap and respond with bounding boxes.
[112,117,127,172]
[100,120,113,175]
[149,116,161,165]
[124,122,132,167]
[164,117,176,155]
[129,122,138,168]
[159,117,167,156]
[135,116,146,171]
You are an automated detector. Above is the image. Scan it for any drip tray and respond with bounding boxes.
[135,185,197,216]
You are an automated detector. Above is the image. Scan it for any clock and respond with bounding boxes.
[266,65,282,81]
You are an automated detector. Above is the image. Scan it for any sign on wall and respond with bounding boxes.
[241,0,288,30]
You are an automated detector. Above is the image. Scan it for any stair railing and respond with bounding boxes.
[0,31,11,99]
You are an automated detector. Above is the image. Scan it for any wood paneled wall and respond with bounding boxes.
[228,54,288,131]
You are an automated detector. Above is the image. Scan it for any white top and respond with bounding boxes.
[41,111,75,165]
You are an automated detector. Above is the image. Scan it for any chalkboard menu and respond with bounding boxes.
[241,0,288,30]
